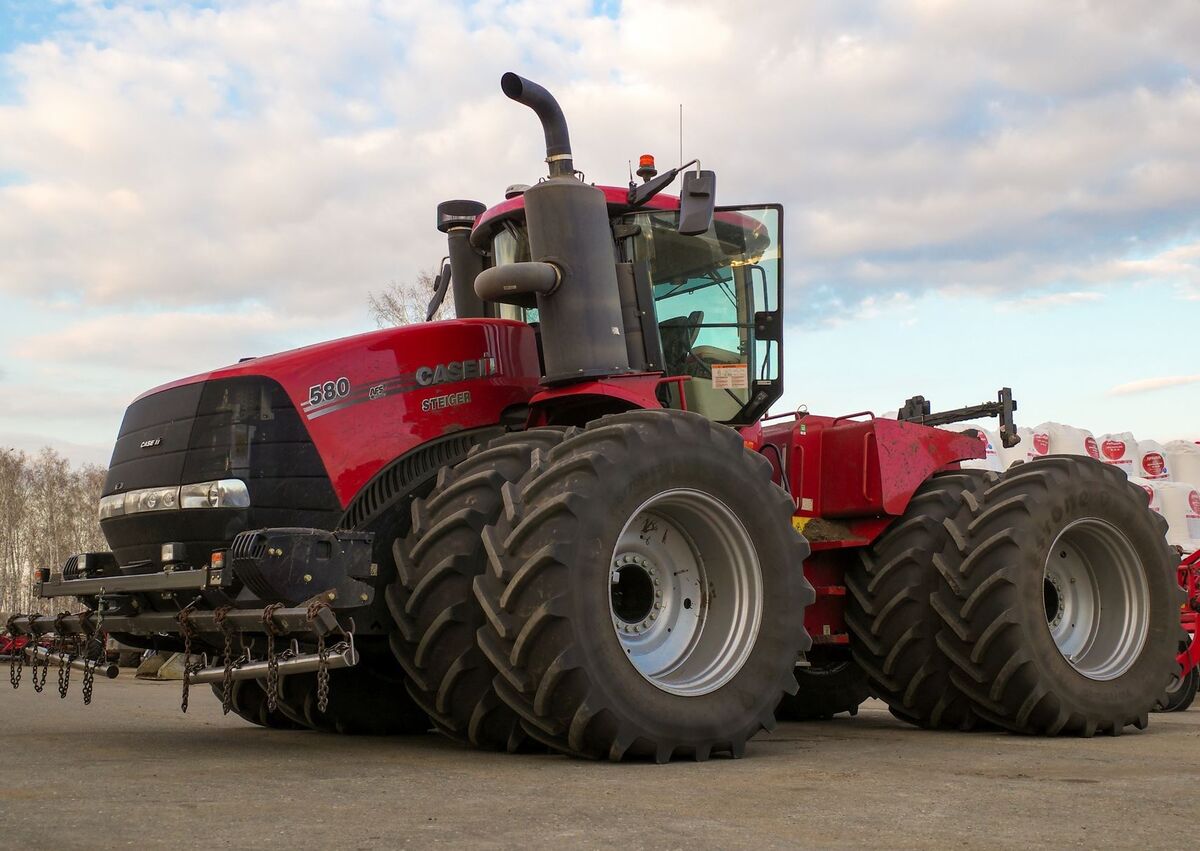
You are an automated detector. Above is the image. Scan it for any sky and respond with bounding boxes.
[0,0,1197,467]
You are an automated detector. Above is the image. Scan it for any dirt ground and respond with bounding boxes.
[1,674,1196,849]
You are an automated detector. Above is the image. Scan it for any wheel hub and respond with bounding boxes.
[610,555,660,630]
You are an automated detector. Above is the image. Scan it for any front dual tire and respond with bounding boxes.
[473,410,813,762]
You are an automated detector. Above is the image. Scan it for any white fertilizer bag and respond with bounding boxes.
[962,427,1004,472]
[1137,439,1172,481]
[1158,482,1200,553]
[1030,425,1050,460]
[1128,476,1164,517]
[997,426,1037,468]
[1030,422,1100,460]
[1165,440,1200,489]
[938,423,1004,472]
[1098,432,1138,477]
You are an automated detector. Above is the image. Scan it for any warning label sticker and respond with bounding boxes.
[711,364,749,390]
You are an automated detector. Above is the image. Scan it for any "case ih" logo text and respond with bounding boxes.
[415,357,498,387]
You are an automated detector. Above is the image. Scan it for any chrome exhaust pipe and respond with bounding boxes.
[27,645,120,680]
[185,643,359,685]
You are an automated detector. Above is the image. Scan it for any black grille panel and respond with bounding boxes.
[102,376,341,568]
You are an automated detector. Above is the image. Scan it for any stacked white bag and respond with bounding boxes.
[1158,482,1200,552]
[938,423,1004,472]
[1165,440,1200,489]
[1098,432,1138,477]
[1136,439,1172,481]
[1031,422,1101,460]
[997,426,1037,467]
[1129,476,1165,517]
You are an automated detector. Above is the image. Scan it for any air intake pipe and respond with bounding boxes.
[477,73,631,383]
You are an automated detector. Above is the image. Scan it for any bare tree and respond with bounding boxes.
[0,448,107,616]
[368,267,452,327]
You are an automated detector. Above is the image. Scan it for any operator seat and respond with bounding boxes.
[657,311,743,422]
[658,311,705,378]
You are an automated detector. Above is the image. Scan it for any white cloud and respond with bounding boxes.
[1109,375,1200,396]
[1,0,1199,446]
[11,308,329,374]
[999,291,1105,312]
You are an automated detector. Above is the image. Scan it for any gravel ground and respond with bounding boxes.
[1,674,1196,849]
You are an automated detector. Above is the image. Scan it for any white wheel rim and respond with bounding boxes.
[1042,518,1150,681]
[608,488,763,696]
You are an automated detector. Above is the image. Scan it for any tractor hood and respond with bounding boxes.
[101,318,540,568]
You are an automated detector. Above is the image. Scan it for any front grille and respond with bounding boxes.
[230,529,268,562]
[101,376,341,568]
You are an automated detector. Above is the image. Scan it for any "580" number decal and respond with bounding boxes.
[308,377,350,407]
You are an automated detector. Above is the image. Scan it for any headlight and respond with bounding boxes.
[98,479,250,520]
[129,486,178,513]
[98,494,126,520]
[180,479,250,509]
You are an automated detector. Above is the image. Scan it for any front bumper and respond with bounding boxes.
[8,527,383,648]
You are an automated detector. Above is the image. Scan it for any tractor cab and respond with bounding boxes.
[472,190,784,424]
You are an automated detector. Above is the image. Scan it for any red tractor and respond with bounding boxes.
[3,74,1181,759]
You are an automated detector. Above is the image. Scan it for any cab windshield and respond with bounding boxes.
[622,206,781,423]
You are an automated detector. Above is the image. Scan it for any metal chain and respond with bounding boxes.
[79,611,98,706]
[29,618,48,693]
[177,606,196,713]
[262,603,284,712]
[213,606,235,715]
[306,600,331,714]
[6,614,22,689]
[54,612,72,700]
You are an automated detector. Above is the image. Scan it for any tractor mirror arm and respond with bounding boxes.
[627,159,697,208]
[628,166,682,207]
[425,261,452,322]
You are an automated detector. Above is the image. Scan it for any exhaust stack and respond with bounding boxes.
[500,73,574,178]
[475,73,631,383]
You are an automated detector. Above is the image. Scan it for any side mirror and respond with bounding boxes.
[678,169,716,236]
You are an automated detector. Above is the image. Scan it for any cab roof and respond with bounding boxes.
[470,185,681,249]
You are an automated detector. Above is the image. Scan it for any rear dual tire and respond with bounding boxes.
[933,456,1181,736]
[846,470,995,730]
[473,411,813,762]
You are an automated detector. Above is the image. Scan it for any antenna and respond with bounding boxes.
[678,103,683,167]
